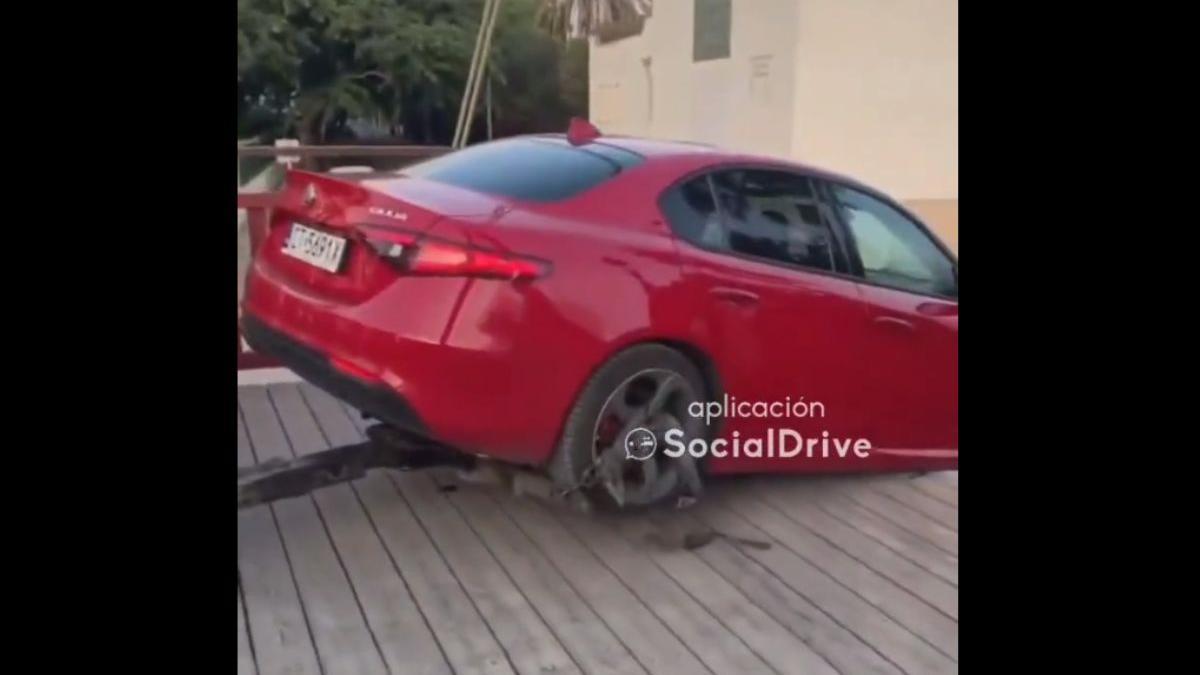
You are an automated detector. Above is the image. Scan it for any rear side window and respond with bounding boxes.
[659,175,720,244]
[401,137,642,202]
[661,169,844,274]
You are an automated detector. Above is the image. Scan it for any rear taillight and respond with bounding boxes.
[363,230,547,281]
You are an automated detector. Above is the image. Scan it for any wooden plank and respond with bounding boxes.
[273,384,454,675]
[237,413,255,469]
[237,408,322,675]
[840,488,958,557]
[354,470,517,675]
[690,499,956,674]
[906,475,958,507]
[754,479,958,618]
[538,503,775,675]
[320,395,516,675]
[606,513,840,675]
[818,473,959,508]
[440,482,650,675]
[339,401,369,434]
[802,483,958,587]
[870,481,958,531]
[241,386,387,675]
[319,390,585,675]
[238,587,258,675]
[394,472,583,675]
[324,397,958,672]
[645,507,902,675]
[715,487,958,661]
[924,471,958,487]
[490,495,711,675]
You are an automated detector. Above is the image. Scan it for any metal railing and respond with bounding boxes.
[237,145,451,159]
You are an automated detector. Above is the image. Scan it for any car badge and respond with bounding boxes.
[368,206,408,221]
[303,183,318,207]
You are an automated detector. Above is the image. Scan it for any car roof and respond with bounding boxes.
[531,132,873,192]
[530,132,717,157]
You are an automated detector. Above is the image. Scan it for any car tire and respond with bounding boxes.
[547,343,710,512]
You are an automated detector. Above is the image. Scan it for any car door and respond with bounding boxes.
[660,166,874,474]
[821,181,958,468]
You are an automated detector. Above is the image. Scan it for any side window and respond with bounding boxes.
[710,170,839,273]
[659,175,720,246]
[830,184,957,297]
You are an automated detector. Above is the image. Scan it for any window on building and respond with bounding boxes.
[694,0,731,62]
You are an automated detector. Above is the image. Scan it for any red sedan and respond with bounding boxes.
[242,122,957,509]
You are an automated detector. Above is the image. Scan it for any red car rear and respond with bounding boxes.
[242,127,957,509]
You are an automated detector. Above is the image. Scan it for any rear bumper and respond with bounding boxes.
[241,253,600,465]
[241,313,429,436]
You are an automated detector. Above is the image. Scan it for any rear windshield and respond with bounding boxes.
[401,137,643,202]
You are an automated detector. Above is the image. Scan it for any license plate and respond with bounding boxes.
[282,223,347,273]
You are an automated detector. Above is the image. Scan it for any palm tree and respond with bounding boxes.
[455,0,651,146]
[536,0,653,41]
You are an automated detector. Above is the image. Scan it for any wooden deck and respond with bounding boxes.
[238,383,958,675]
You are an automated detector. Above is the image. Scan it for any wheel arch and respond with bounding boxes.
[541,332,726,468]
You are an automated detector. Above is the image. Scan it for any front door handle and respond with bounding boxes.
[873,315,916,332]
[917,302,958,317]
[710,287,760,307]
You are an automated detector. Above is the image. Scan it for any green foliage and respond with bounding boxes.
[485,0,588,137]
[559,37,589,117]
[238,0,590,145]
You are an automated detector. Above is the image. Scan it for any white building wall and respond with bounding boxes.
[791,0,957,202]
[589,1,958,249]
[589,0,799,159]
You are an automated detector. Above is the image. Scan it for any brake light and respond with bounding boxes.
[364,231,547,281]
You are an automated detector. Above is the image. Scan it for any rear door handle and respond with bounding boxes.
[710,287,760,307]
[873,315,916,332]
